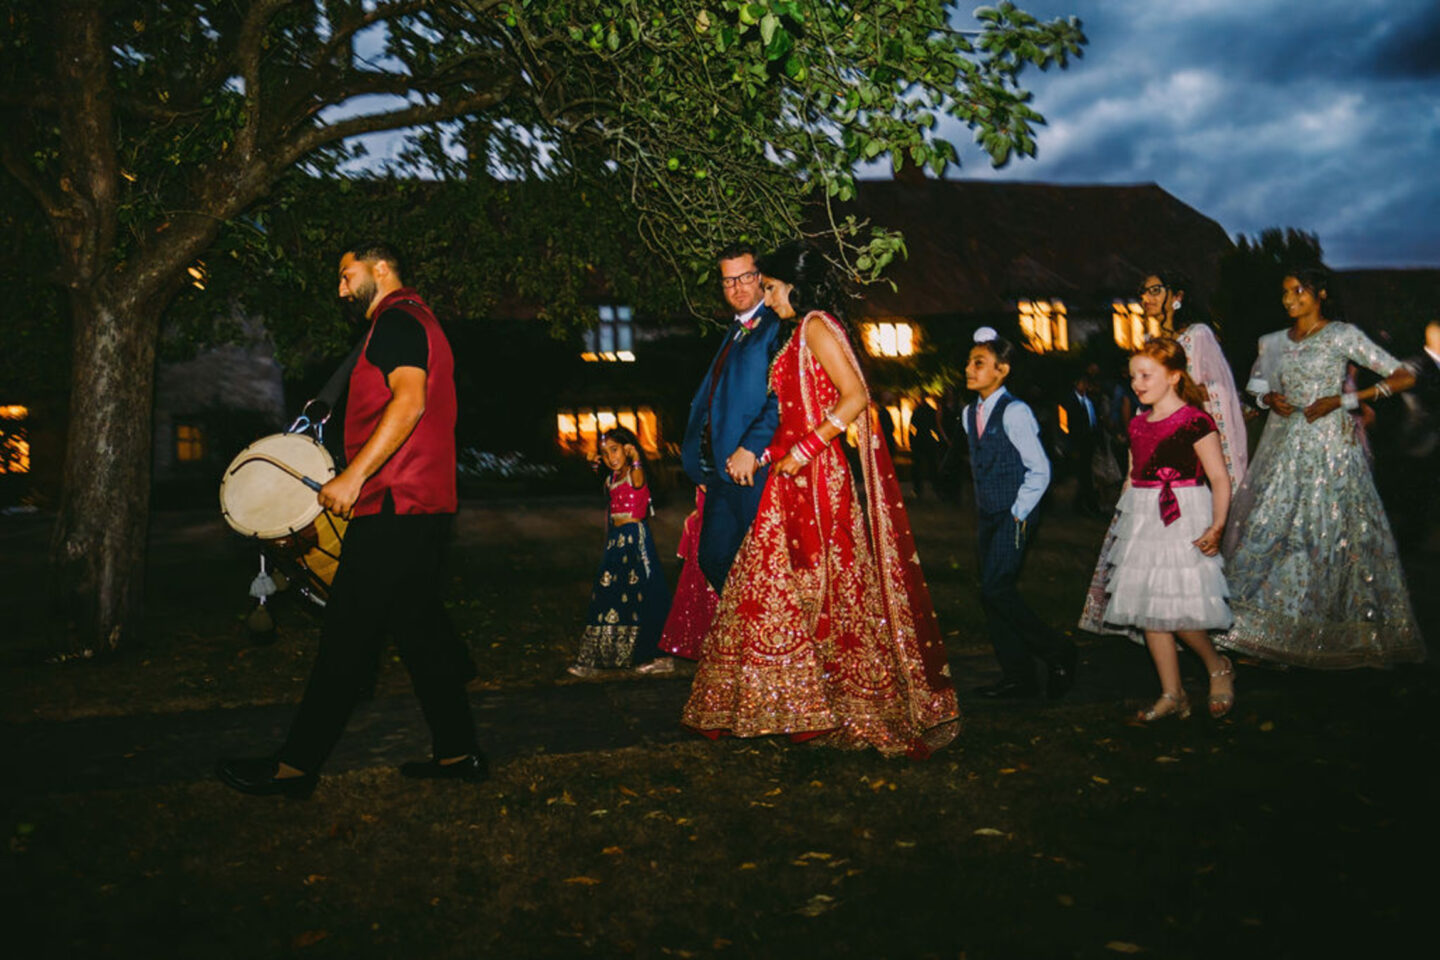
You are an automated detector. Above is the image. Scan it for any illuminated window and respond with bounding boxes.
[882,396,916,452]
[581,305,636,362]
[1111,300,1166,351]
[556,405,659,457]
[1017,300,1069,353]
[0,404,29,475]
[861,321,916,358]
[175,422,205,462]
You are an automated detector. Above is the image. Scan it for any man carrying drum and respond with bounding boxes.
[218,241,485,798]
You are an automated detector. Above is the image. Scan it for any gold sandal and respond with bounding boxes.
[1136,690,1191,723]
[1208,656,1236,719]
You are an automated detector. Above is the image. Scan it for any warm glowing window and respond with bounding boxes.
[881,396,916,452]
[556,405,659,457]
[0,404,29,474]
[1017,300,1068,353]
[581,305,636,362]
[1111,300,1165,351]
[861,321,916,358]
[175,423,205,462]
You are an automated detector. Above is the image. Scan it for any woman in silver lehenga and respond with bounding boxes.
[1220,267,1424,669]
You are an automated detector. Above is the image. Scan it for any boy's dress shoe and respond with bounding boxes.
[216,757,317,799]
[1047,643,1079,700]
[399,754,490,783]
[974,678,1041,699]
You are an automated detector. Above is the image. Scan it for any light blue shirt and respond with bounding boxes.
[962,387,1052,521]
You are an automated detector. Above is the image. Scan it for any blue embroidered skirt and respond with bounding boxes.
[575,519,671,668]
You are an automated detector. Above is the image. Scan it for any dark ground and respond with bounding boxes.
[2,489,1437,959]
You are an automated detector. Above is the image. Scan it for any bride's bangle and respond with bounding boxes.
[1340,392,1359,411]
[822,408,847,431]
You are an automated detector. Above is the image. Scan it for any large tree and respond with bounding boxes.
[1,0,1084,656]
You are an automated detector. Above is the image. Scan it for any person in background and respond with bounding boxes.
[569,427,673,677]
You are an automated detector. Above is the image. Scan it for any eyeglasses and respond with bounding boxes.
[721,270,759,289]
[1138,283,1167,297]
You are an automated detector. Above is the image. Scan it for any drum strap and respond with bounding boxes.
[312,297,427,415]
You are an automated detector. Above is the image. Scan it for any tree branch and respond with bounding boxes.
[236,0,304,160]
[0,135,70,222]
[281,82,514,164]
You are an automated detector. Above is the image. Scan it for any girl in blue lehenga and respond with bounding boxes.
[568,427,672,677]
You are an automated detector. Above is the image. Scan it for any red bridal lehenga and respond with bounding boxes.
[681,312,960,756]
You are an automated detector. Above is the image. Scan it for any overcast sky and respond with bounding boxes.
[936,0,1440,267]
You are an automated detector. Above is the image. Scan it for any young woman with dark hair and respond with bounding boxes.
[682,242,959,756]
[1137,269,1248,492]
[1221,269,1424,668]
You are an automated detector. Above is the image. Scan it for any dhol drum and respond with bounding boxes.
[220,433,348,604]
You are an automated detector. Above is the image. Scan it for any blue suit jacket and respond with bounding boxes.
[682,306,783,486]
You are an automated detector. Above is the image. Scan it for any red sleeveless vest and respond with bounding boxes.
[345,288,458,517]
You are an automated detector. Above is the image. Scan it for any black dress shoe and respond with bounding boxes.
[400,754,490,783]
[974,678,1041,699]
[216,757,317,799]
[1047,642,1079,701]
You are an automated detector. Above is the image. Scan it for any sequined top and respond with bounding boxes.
[1128,406,1216,484]
[607,472,650,521]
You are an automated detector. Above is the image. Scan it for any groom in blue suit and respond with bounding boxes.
[681,243,783,593]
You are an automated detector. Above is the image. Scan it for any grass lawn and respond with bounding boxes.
[3,491,1437,957]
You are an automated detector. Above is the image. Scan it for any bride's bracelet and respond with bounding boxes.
[1375,381,1393,399]
[822,407,847,431]
[789,431,827,464]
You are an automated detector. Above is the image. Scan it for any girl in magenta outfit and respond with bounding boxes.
[1097,338,1236,722]
[657,487,719,663]
[569,428,672,677]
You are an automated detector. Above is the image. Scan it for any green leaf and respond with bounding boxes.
[760,13,778,46]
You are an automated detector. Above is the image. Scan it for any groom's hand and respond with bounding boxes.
[726,447,759,486]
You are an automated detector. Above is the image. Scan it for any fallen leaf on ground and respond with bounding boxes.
[1105,942,1145,953]
[302,874,328,886]
[1259,721,1275,732]
[894,840,916,848]
[796,894,838,917]
[602,846,623,856]
[292,930,329,948]
[999,768,1017,774]
[1057,894,1074,907]
[798,851,832,860]
[1154,756,1179,763]
[973,828,1006,837]
[1092,775,1110,784]
[563,876,602,885]
[737,862,757,870]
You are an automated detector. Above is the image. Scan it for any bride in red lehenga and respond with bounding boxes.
[682,242,960,756]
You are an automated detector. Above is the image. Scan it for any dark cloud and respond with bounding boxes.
[931,0,1440,268]
[1365,3,1440,78]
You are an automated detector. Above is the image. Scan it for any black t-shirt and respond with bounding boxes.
[365,308,429,377]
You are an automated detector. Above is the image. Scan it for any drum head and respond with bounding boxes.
[220,433,337,539]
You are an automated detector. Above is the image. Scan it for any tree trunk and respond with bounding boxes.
[47,291,161,657]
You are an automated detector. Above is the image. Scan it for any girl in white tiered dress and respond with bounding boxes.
[1098,338,1236,722]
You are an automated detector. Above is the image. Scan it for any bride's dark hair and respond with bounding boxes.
[756,241,847,322]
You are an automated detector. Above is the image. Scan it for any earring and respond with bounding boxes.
[1172,300,1182,311]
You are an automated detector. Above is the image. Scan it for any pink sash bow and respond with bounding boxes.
[1132,467,1200,526]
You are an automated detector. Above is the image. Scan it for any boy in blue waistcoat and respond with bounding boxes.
[962,329,1077,699]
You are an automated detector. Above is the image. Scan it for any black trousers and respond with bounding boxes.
[976,509,1063,683]
[279,511,477,773]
